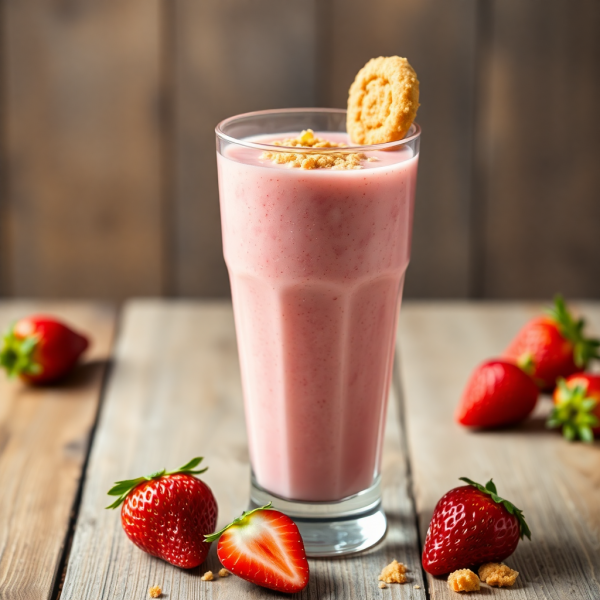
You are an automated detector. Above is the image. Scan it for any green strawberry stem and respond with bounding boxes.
[459,477,531,540]
[546,295,600,368]
[204,503,272,543]
[516,352,535,377]
[0,324,42,378]
[547,378,599,443]
[106,457,208,509]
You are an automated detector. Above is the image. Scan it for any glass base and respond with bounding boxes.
[249,474,387,557]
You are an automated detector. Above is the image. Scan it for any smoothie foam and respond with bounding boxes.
[218,133,418,501]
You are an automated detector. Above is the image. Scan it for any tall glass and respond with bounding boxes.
[216,109,420,556]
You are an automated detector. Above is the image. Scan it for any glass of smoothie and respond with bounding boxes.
[216,108,420,556]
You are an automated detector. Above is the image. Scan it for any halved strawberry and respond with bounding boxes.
[205,504,309,594]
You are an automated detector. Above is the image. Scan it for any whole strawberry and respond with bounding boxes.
[503,295,600,391]
[422,478,530,576]
[0,315,89,384]
[455,359,538,428]
[205,504,309,593]
[107,457,217,569]
[547,374,600,442]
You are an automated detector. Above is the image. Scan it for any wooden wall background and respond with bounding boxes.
[0,0,598,301]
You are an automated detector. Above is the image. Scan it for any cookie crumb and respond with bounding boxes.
[148,586,162,598]
[218,568,230,578]
[414,585,421,589]
[261,130,366,170]
[201,571,214,581]
[378,582,387,589]
[378,559,407,584]
[447,569,480,592]
[478,563,519,587]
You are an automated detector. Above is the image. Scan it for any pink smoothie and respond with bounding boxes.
[218,133,418,501]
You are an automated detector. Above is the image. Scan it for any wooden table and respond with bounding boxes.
[1,300,599,600]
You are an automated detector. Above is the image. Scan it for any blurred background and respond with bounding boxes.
[0,0,598,302]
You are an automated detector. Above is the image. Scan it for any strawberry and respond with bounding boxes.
[205,504,309,593]
[503,295,600,391]
[422,478,531,576]
[0,315,89,384]
[106,457,217,569]
[547,373,600,442]
[455,359,539,428]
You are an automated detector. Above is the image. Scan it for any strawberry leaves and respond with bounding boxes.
[0,324,42,378]
[548,378,599,443]
[459,477,531,540]
[106,457,208,509]
[546,295,600,368]
[204,503,272,543]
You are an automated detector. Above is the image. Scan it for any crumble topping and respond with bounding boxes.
[201,571,214,581]
[148,586,162,598]
[378,559,407,584]
[447,569,480,593]
[478,563,519,587]
[218,568,230,577]
[261,129,367,170]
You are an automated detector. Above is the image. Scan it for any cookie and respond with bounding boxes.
[347,56,419,145]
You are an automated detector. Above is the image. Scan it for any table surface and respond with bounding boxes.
[0,300,599,600]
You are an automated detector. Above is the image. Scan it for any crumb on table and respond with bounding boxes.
[478,563,519,587]
[201,571,214,581]
[378,559,407,584]
[414,584,421,589]
[148,586,162,598]
[218,568,230,577]
[378,582,387,589]
[447,569,480,592]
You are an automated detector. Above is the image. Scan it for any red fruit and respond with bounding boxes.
[205,504,309,594]
[422,478,531,576]
[503,295,600,391]
[455,359,539,428]
[548,373,600,442]
[0,315,89,384]
[107,457,217,569]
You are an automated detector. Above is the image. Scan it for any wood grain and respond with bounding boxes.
[61,301,425,599]
[326,0,478,299]
[478,1,600,298]
[397,302,600,598]
[0,302,115,600]
[172,0,318,297]
[3,0,164,299]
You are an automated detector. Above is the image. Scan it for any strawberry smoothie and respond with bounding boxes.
[218,127,418,502]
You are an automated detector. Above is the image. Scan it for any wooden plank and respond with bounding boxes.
[326,0,478,299]
[3,0,164,299]
[172,0,318,297]
[61,300,426,599]
[398,302,600,598]
[0,302,115,599]
[479,1,600,298]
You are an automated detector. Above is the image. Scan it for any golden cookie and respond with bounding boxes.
[347,56,419,145]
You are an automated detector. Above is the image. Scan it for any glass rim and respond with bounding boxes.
[215,107,421,153]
